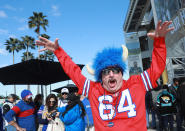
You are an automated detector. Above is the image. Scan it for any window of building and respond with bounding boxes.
[142,57,150,70]
[139,36,149,51]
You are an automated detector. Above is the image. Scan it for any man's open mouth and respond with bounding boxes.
[108,79,117,88]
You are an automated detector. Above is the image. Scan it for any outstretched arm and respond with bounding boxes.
[140,21,174,91]
[36,37,92,97]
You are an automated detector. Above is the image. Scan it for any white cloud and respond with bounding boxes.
[4,5,16,11]
[18,25,28,31]
[0,29,8,35]
[0,48,8,55]
[0,10,7,18]
[51,5,61,16]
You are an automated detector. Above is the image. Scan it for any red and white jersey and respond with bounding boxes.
[54,37,166,131]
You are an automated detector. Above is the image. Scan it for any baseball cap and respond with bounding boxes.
[61,88,69,94]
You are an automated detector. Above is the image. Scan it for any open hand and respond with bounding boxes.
[147,20,174,39]
[36,37,59,52]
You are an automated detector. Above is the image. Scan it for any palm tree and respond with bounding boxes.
[41,33,50,39]
[28,12,48,58]
[39,50,55,61]
[45,50,55,61]
[4,37,21,94]
[20,36,35,60]
[28,12,48,94]
[21,52,34,62]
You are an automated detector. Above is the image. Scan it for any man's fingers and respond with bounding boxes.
[54,38,59,47]
[36,40,46,46]
[166,21,172,27]
[55,38,59,44]
[162,21,172,29]
[165,27,174,33]
[39,48,47,52]
[156,20,162,30]
[161,21,169,27]
[39,36,49,42]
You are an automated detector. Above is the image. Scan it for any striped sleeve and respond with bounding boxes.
[4,109,17,122]
[37,105,44,115]
[141,37,166,91]
[11,106,21,115]
[141,71,153,91]
[82,79,91,97]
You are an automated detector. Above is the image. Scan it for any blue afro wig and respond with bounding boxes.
[92,46,127,82]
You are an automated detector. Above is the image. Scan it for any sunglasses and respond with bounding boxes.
[49,100,56,103]
[101,67,122,76]
[62,93,68,95]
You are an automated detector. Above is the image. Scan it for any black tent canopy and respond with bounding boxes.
[0,59,84,85]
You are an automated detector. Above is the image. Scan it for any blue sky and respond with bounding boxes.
[0,0,130,97]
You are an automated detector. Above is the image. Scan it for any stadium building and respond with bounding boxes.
[123,0,185,84]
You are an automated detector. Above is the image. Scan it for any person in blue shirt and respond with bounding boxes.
[57,93,86,131]
[5,89,36,131]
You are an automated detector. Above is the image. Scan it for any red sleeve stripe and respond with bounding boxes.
[141,71,153,91]
[12,106,21,114]
[82,79,88,96]
[144,71,153,90]
[86,80,90,97]
[17,108,35,118]
[141,73,149,91]
[82,79,90,97]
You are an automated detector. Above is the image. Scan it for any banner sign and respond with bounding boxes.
[125,33,143,76]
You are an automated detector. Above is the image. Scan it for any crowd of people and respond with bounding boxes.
[0,20,184,131]
[0,87,94,131]
[145,78,185,131]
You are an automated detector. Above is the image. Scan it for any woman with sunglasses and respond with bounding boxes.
[37,94,61,131]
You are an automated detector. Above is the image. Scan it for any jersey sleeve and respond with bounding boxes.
[140,37,166,91]
[37,105,49,124]
[4,108,18,123]
[54,47,93,97]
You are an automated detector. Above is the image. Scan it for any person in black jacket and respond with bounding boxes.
[177,82,185,123]
[156,85,176,131]
[169,78,183,130]
[145,91,156,129]
[34,94,43,130]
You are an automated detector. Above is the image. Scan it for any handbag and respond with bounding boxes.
[46,117,65,131]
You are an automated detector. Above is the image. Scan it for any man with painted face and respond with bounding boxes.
[36,21,174,131]
[5,89,36,131]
